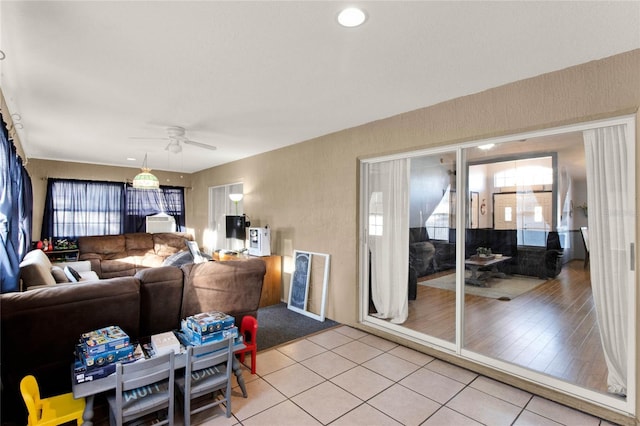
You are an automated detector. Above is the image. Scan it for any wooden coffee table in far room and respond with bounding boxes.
[464,256,512,287]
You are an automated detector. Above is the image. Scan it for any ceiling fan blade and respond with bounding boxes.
[129,136,169,140]
[184,139,217,151]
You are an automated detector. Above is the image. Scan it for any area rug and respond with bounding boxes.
[256,303,340,351]
[418,273,546,301]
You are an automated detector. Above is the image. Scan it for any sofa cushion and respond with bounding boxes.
[51,266,71,283]
[153,232,192,257]
[100,258,137,278]
[79,234,126,256]
[20,250,55,288]
[162,250,194,267]
[125,232,154,251]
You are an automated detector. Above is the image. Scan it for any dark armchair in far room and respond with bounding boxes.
[408,227,436,300]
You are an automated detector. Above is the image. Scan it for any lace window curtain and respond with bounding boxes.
[583,124,634,396]
[369,158,410,324]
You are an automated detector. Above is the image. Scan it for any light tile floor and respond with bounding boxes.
[189,326,619,426]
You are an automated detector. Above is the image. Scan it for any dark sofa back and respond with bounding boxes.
[1,277,141,424]
[136,265,184,336]
[181,259,266,326]
[465,228,517,258]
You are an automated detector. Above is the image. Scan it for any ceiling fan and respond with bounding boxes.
[132,126,217,154]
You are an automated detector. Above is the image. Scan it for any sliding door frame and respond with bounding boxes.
[358,114,636,415]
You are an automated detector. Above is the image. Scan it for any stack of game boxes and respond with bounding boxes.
[180,311,238,346]
[74,325,135,383]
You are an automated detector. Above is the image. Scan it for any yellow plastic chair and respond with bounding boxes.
[20,375,86,426]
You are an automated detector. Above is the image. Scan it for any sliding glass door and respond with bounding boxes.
[359,116,636,413]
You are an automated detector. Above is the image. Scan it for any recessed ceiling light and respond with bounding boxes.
[127,157,137,161]
[337,7,367,27]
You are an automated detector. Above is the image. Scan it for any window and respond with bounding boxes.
[504,206,512,222]
[42,179,185,239]
[207,183,243,252]
[493,160,553,188]
[368,192,383,236]
[426,186,452,241]
[43,179,124,239]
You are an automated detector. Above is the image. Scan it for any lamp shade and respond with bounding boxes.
[132,154,160,190]
[229,193,243,202]
[132,168,160,189]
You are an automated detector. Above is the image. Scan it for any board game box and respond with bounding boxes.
[80,325,130,354]
[185,311,235,335]
[73,360,116,384]
[180,320,238,346]
[77,342,135,368]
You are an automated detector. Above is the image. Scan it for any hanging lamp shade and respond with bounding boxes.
[132,154,160,190]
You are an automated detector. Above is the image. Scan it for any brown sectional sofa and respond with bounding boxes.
[78,232,194,278]
[1,232,266,425]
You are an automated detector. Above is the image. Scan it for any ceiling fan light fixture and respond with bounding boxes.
[132,154,160,189]
[167,142,182,154]
[338,7,367,27]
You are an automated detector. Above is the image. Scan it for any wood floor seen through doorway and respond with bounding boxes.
[404,260,609,395]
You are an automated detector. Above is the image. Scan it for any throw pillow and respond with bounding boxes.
[162,251,194,267]
[51,266,71,283]
[64,266,82,283]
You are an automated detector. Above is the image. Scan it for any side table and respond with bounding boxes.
[44,249,80,262]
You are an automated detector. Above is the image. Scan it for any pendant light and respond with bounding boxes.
[132,154,159,189]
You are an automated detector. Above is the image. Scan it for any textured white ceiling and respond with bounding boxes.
[1,1,639,173]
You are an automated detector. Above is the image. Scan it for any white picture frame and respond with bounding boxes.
[287,250,330,322]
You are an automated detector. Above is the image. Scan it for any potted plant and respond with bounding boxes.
[476,247,493,258]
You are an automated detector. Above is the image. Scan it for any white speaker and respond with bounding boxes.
[248,227,271,256]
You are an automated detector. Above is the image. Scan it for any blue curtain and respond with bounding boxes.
[42,179,125,240]
[1,114,33,293]
[124,185,186,233]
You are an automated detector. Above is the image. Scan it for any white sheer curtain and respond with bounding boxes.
[583,125,633,396]
[369,159,410,324]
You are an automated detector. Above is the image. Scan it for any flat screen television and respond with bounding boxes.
[226,215,246,240]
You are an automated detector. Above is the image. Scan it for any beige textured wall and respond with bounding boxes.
[26,159,192,239]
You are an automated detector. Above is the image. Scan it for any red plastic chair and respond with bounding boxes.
[235,315,258,374]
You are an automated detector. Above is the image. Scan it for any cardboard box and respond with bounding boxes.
[185,311,235,335]
[81,325,130,354]
[180,320,238,346]
[77,342,135,368]
[74,360,116,383]
[150,331,181,355]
